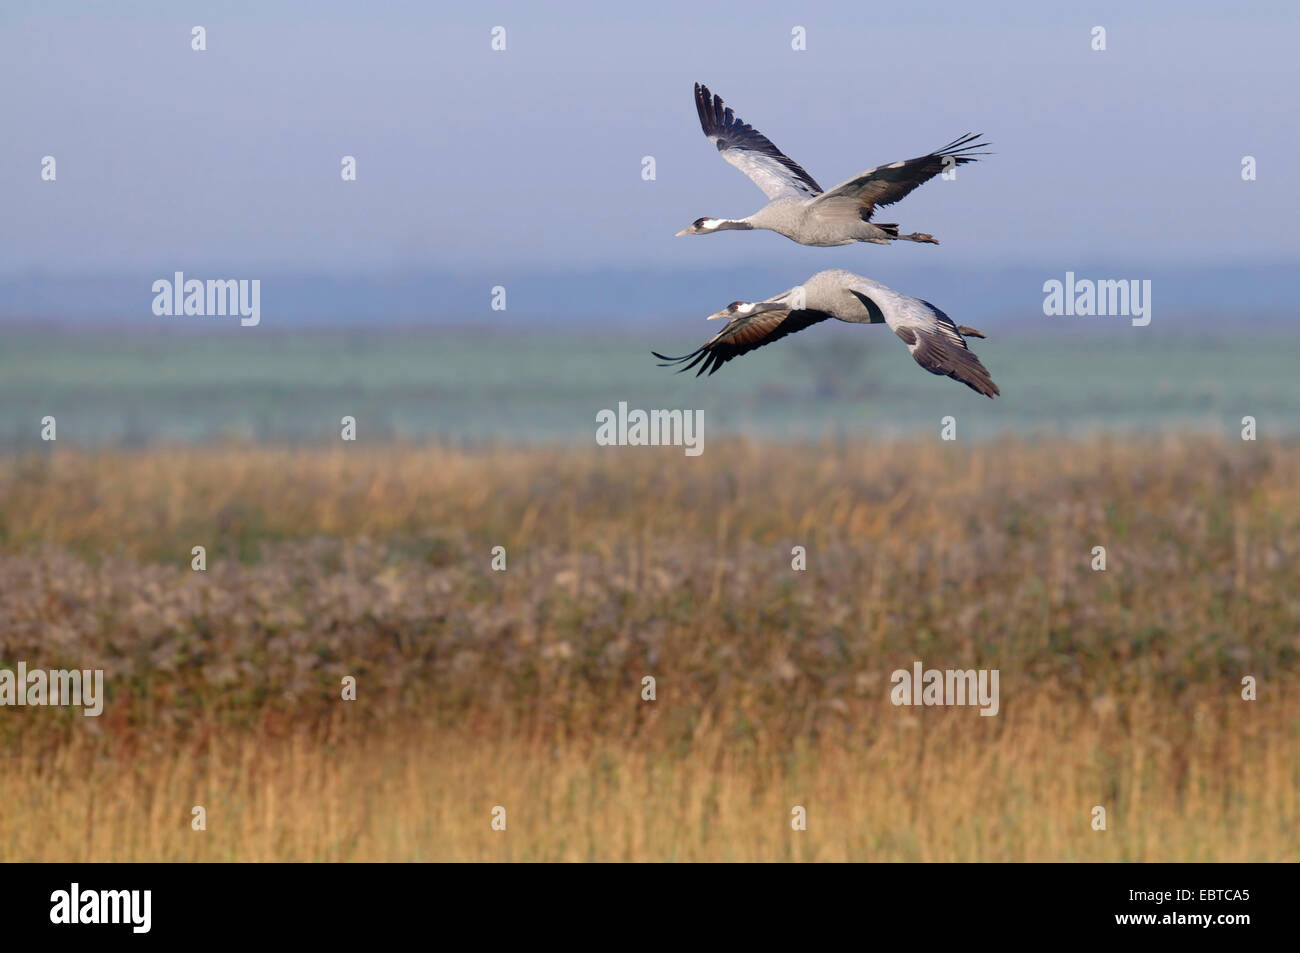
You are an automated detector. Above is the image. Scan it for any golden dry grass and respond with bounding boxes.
[1,436,1297,860]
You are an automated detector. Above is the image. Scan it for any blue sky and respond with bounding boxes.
[2,0,1297,285]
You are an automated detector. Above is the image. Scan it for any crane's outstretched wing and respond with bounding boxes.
[849,285,999,398]
[809,134,989,223]
[694,83,822,201]
[653,303,830,377]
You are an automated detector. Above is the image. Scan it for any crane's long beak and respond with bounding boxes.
[674,228,691,237]
[706,308,731,320]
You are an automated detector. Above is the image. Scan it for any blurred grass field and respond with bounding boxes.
[1,436,1296,860]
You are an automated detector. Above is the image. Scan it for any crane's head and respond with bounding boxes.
[676,217,727,236]
[707,300,785,321]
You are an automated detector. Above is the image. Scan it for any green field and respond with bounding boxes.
[1,323,1292,448]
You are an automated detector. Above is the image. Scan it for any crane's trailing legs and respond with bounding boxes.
[868,224,939,245]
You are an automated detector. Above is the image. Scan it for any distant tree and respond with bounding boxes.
[786,336,876,398]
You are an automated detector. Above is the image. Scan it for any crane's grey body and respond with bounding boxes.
[736,199,903,247]
[678,84,988,247]
[653,269,1000,398]
[795,269,896,318]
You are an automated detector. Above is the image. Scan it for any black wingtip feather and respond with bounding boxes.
[932,132,992,163]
